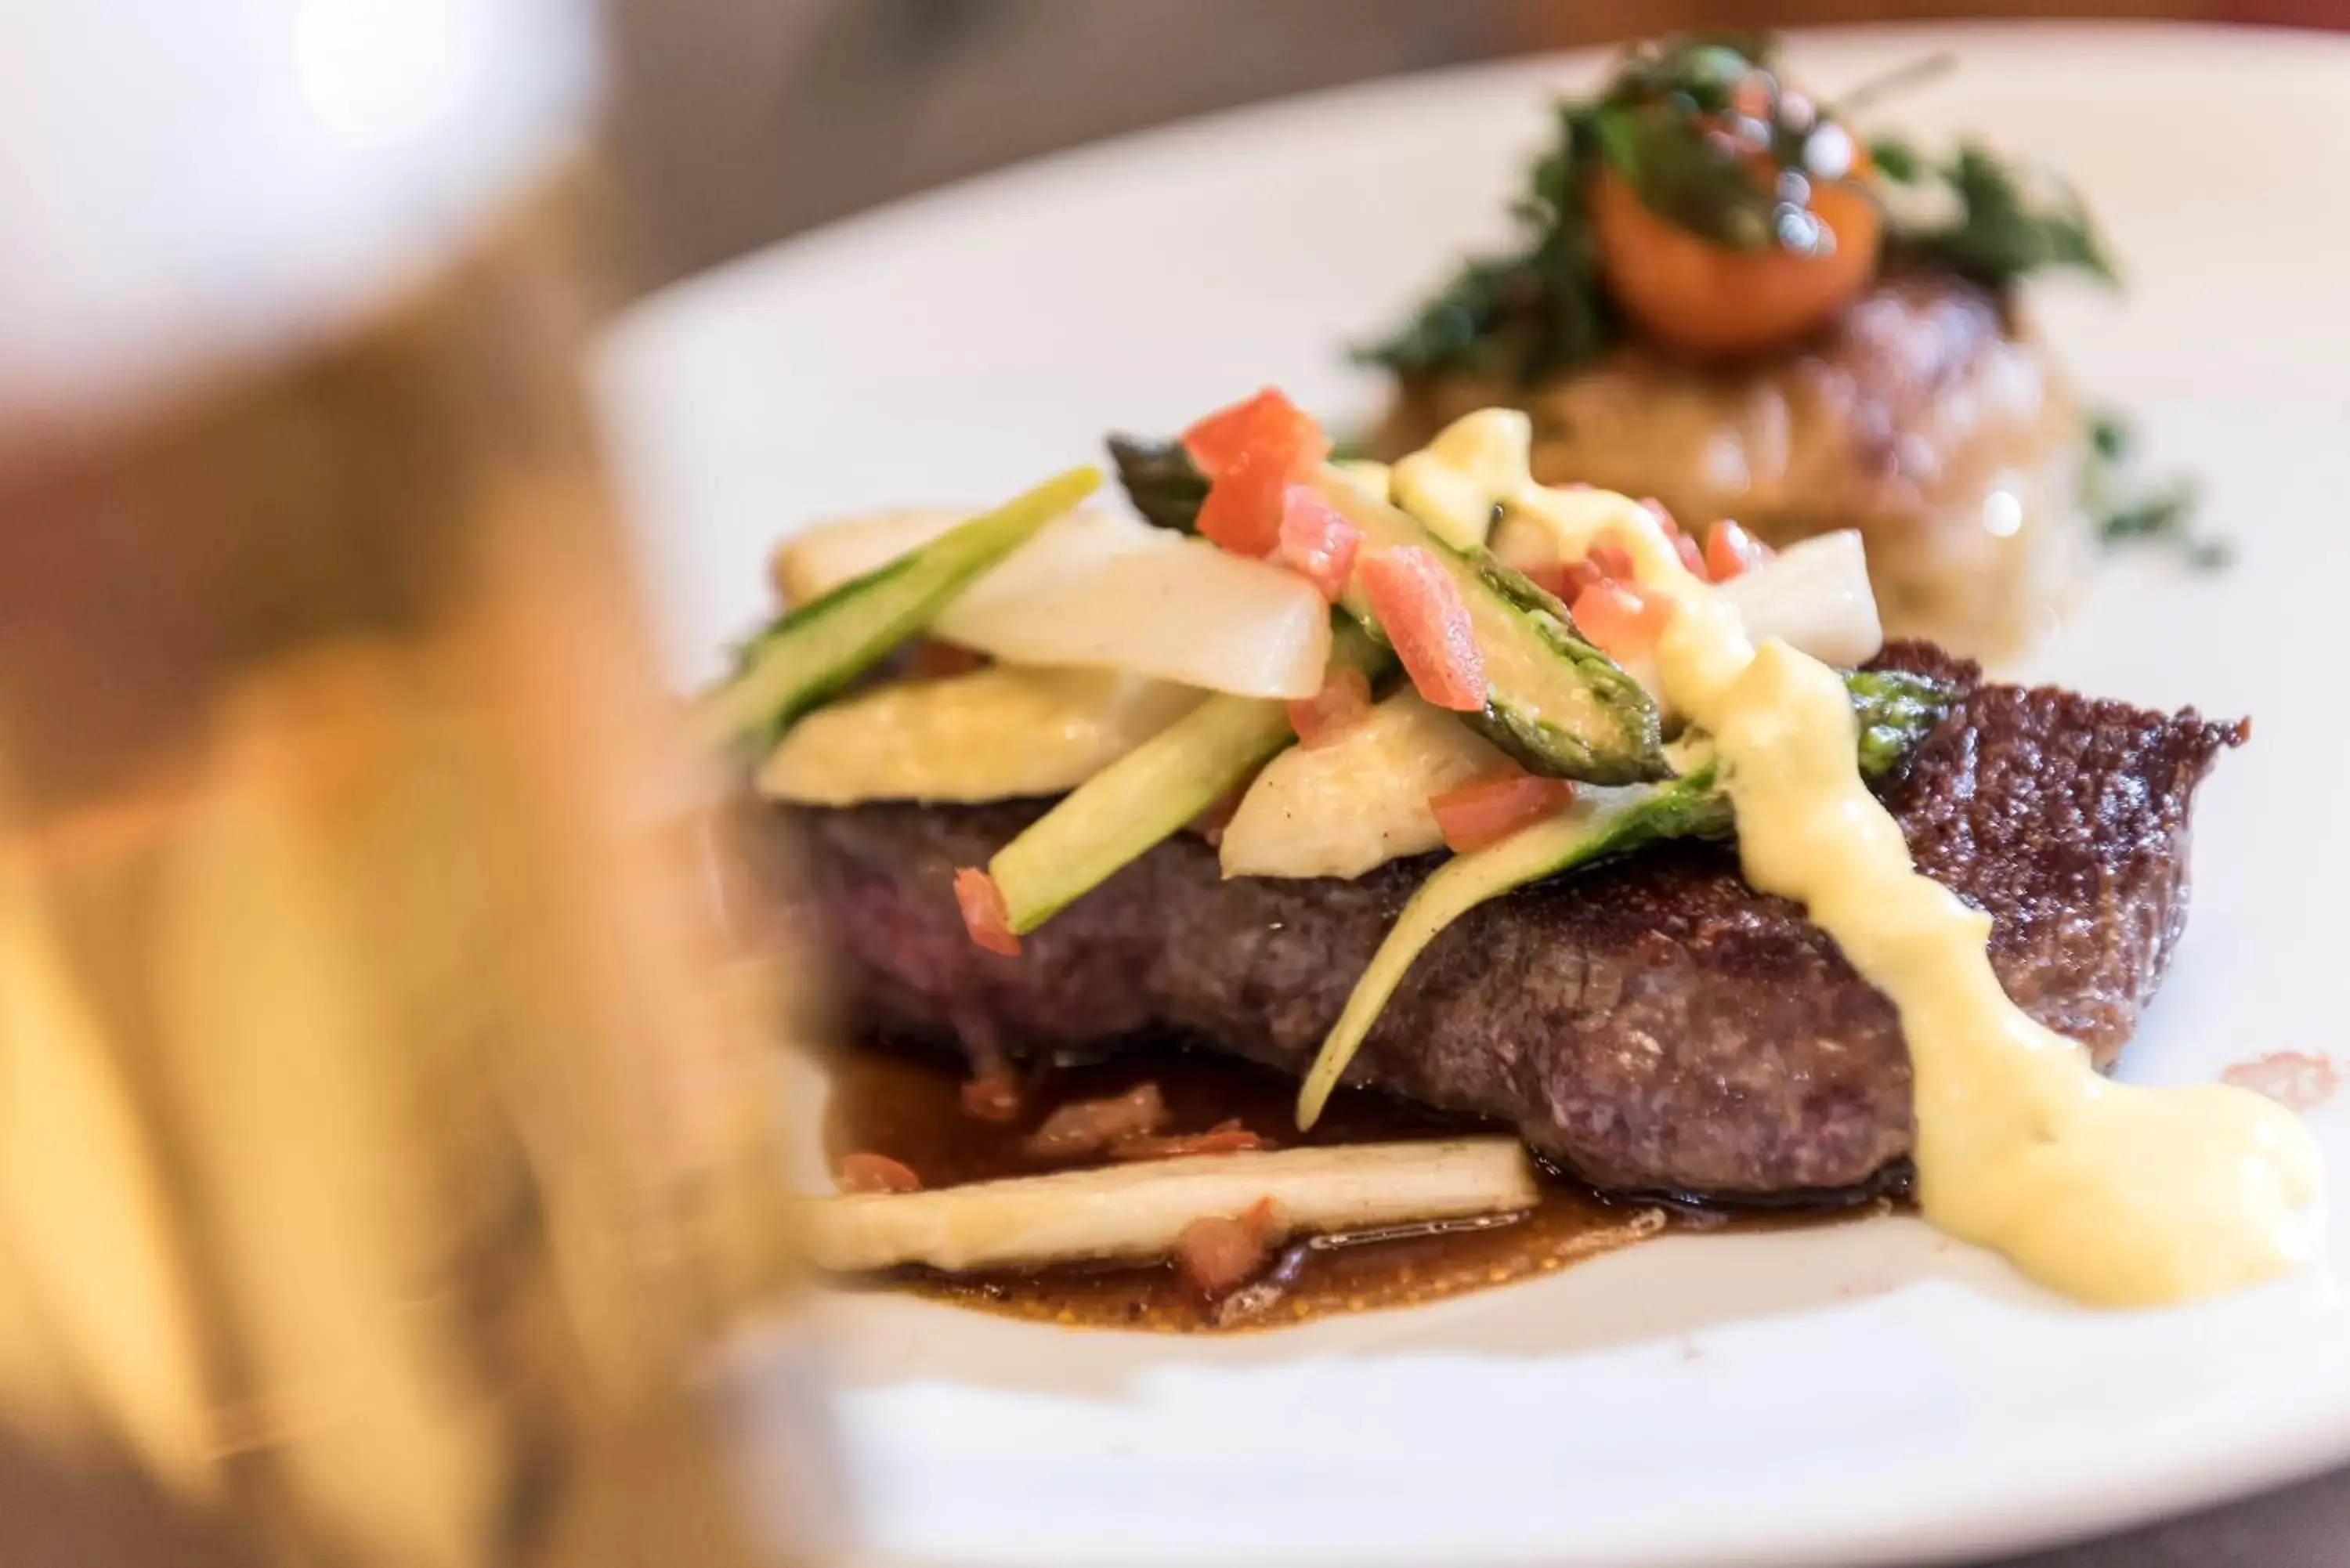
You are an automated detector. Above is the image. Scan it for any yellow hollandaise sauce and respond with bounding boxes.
[1394,410,2324,1307]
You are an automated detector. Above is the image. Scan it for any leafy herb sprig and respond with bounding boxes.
[1106,435,1208,533]
[1597,31,1849,255]
[1359,102,1613,381]
[1871,137,2116,288]
[1359,34,2118,384]
[1365,31,1825,382]
[2081,412,2229,570]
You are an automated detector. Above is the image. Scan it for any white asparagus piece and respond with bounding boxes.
[1713,530,1883,671]
[757,665,1200,806]
[772,507,967,605]
[1218,688,1508,880]
[773,506,1333,699]
[798,1138,1539,1275]
[1488,515,1883,676]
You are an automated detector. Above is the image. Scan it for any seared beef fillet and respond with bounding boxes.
[790,645,2244,1199]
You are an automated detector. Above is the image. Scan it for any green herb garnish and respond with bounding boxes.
[1596,30,1846,255]
[2088,410,2131,463]
[1361,32,1826,381]
[1872,137,2117,287]
[1106,435,1208,533]
[1359,33,2117,385]
[2099,482,2229,569]
[1357,103,1613,381]
[2080,410,2228,571]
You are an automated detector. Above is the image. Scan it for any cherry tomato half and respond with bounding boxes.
[1591,165,1882,359]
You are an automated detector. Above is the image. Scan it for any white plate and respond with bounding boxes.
[597,24,2350,1566]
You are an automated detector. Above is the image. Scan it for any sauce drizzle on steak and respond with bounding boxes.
[793,643,2243,1201]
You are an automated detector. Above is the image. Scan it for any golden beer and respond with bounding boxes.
[0,2,821,1562]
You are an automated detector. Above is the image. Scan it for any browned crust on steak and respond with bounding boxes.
[788,644,2244,1199]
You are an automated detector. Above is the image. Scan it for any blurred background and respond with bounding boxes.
[602,0,2341,289]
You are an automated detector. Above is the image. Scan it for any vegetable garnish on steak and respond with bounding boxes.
[725,372,2311,1316]
[705,467,1101,754]
[1294,662,1955,1128]
[792,643,2235,1199]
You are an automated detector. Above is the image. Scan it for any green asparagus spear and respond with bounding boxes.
[1106,441,1662,782]
[1297,667,1954,1125]
[1314,471,1667,786]
[1107,435,1209,533]
[1849,667,1958,782]
[990,621,1391,935]
[703,467,1099,755]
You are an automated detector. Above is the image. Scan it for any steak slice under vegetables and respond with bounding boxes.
[786,643,2246,1201]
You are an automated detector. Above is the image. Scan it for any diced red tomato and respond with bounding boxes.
[1523,552,1636,602]
[1182,388,1325,479]
[1286,663,1372,750]
[1429,768,1578,854]
[1278,485,1362,602]
[1182,390,1278,476]
[837,1151,922,1194]
[1520,560,1573,600]
[953,865,1021,956]
[960,1066,1023,1123]
[1111,1119,1271,1161]
[1623,499,1708,578]
[1588,539,1636,582]
[1195,445,1289,555]
[1704,520,1773,582]
[1358,547,1488,713]
[1173,1196,1280,1299]
[1672,531,1707,580]
[1561,558,1610,599]
[1571,577,1676,660]
[1184,389,1331,557]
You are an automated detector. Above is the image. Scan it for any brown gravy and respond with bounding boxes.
[820,1038,1885,1332]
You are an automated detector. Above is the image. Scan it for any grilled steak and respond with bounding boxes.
[789,645,2244,1200]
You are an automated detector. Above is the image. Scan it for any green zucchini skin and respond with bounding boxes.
[1297,665,1955,1125]
[990,622,1391,935]
[706,466,1101,754]
[1318,472,1668,786]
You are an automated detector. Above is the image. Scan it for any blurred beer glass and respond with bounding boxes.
[0,1,826,1563]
